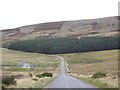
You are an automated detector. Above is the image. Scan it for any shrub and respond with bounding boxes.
[91,72,106,79]
[42,72,53,77]
[2,75,17,86]
[36,74,43,78]
[36,72,53,78]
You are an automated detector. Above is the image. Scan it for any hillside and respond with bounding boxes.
[2,16,119,43]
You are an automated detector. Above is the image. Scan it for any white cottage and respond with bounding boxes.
[18,62,33,68]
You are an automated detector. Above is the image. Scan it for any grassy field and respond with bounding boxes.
[61,49,119,88]
[7,76,57,88]
[1,48,119,88]
[2,48,60,73]
[1,48,60,88]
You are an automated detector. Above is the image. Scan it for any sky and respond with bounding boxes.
[0,0,119,30]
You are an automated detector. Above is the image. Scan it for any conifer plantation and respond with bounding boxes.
[6,36,119,54]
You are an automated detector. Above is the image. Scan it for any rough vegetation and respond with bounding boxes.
[91,72,106,79]
[2,75,16,86]
[36,72,53,78]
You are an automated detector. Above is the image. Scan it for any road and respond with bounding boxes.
[48,56,98,88]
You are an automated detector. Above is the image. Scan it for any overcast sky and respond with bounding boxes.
[0,0,119,30]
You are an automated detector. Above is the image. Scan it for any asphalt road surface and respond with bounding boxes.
[48,56,98,89]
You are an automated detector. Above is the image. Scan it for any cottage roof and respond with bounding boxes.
[18,61,32,66]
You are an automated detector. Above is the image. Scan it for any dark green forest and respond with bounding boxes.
[5,36,119,54]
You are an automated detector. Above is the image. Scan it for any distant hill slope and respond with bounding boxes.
[2,16,119,43]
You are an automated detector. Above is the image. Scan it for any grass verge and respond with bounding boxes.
[79,77,119,90]
[32,76,57,88]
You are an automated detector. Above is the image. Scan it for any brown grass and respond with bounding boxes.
[61,49,119,88]
[2,48,60,88]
